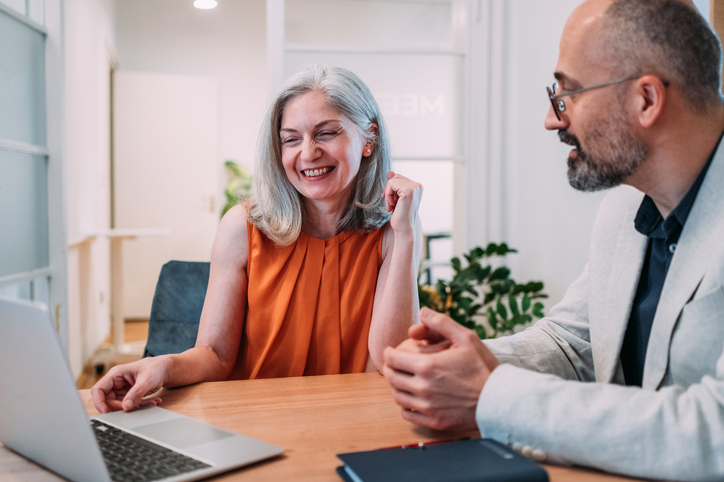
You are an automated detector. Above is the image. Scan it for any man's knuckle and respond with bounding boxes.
[417,383,431,399]
[463,331,479,344]
[418,359,436,377]
[429,419,445,431]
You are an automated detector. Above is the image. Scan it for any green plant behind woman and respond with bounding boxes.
[419,243,547,339]
[222,160,253,218]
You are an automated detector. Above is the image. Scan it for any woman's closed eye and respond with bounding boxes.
[281,136,301,146]
[316,129,341,140]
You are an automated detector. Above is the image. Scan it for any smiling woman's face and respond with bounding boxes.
[279,90,372,206]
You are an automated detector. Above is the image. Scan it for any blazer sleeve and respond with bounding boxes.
[475,357,724,481]
[483,263,595,383]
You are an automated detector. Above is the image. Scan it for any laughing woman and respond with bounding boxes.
[92,65,423,413]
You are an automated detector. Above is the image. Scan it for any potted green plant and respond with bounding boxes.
[222,160,254,218]
[419,243,547,339]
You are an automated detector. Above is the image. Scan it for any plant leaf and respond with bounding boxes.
[496,300,508,320]
[486,306,498,330]
[485,243,499,256]
[508,296,520,317]
[521,294,531,312]
[489,266,510,281]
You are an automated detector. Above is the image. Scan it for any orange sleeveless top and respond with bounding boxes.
[231,221,384,379]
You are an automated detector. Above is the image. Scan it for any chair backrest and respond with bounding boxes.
[143,260,210,358]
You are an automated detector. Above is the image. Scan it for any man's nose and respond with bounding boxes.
[544,104,568,131]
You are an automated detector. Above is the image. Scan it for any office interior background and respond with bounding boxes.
[0,0,713,379]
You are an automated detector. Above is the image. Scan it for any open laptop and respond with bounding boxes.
[0,297,283,482]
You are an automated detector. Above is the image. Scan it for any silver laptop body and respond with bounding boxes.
[0,297,283,482]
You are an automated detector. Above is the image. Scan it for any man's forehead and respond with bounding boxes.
[554,0,614,85]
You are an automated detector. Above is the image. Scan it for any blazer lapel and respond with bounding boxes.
[643,145,724,389]
[596,204,647,383]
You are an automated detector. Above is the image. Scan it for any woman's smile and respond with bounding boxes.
[302,166,335,178]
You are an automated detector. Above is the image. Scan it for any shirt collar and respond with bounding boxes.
[634,130,723,236]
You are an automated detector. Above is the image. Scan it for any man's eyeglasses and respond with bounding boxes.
[546,77,670,120]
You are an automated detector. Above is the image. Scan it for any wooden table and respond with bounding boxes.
[1,373,643,481]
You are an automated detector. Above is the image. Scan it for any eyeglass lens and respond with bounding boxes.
[547,83,565,121]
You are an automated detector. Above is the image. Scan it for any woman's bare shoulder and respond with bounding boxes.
[212,204,250,267]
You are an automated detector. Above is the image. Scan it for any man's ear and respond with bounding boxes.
[634,75,666,128]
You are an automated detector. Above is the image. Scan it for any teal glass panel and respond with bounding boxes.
[0,0,26,16]
[0,276,49,305]
[0,280,31,300]
[0,9,46,146]
[0,150,49,277]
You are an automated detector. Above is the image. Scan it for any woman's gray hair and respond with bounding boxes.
[247,65,392,245]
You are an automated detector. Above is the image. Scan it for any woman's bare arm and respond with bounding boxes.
[91,204,249,412]
[367,172,423,371]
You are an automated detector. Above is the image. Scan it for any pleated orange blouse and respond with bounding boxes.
[231,221,385,379]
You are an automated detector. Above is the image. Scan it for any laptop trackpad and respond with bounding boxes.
[134,417,234,449]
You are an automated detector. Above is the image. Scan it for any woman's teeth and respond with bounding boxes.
[303,167,332,177]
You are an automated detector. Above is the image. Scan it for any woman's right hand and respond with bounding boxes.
[90,356,169,413]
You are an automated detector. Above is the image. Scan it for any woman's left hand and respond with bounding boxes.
[382,171,423,237]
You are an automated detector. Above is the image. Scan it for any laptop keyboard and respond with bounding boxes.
[91,419,211,482]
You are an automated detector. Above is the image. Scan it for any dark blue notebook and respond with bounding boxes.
[336,438,549,482]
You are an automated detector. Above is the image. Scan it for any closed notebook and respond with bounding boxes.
[336,438,549,482]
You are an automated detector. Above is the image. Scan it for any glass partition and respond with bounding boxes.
[0,150,49,277]
[0,9,47,146]
[0,0,25,16]
[285,0,453,49]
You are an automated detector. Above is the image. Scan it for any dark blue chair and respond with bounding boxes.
[143,260,210,358]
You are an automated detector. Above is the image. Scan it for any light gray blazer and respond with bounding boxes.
[479,146,724,481]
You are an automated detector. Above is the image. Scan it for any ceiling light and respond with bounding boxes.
[194,0,217,9]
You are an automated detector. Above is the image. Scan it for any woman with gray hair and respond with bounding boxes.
[92,65,423,413]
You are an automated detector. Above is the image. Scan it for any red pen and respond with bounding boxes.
[380,437,470,450]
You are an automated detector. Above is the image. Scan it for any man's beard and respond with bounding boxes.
[559,106,647,192]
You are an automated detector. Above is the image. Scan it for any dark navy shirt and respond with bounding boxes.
[620,140,720,387]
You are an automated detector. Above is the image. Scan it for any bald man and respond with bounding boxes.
[383,0,724,480]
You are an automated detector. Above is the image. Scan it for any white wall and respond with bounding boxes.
[114,72,220,319]
[497,0,607,306]
[64,0,117,375]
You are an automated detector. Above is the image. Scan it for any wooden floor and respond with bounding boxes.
[76,320,149,389]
